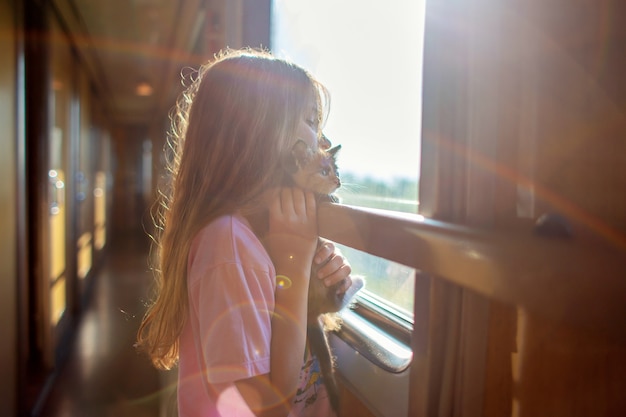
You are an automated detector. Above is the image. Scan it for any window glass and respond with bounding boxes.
[272,0,424,316]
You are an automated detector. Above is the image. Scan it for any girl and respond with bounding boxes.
[136,49,353,417]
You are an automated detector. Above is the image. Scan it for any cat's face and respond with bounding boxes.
[287,141,341,196]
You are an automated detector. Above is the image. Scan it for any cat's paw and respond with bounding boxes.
[336,275,365,310]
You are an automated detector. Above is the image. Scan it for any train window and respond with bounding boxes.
[272,1,424,320]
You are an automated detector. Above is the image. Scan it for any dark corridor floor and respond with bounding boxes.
[38,233,175,417]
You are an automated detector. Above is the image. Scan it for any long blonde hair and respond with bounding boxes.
[136,49,329,369]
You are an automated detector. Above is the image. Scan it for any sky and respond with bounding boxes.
[271,0,425,181]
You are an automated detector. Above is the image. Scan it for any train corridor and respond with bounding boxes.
[37,232,166,417]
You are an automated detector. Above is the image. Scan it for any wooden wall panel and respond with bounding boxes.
[417,0,626,416]
[0,0,19,414]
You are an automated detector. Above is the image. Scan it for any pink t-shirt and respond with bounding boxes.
[177,214,336,417]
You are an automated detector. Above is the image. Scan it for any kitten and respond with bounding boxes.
[283,137,365,412]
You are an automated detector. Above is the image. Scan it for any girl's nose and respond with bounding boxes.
[319,133,332,150]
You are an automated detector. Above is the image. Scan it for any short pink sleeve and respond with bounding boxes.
[191,262,274,383]
[185,215,276,385]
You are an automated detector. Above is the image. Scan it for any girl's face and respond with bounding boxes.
[294,108,321,151]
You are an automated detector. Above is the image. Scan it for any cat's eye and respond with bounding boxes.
[321,168,330,176]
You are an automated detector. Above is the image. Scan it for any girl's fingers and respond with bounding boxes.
[314,240,334,265]
[269,188,282,217]
[305,190,316,219]
[314,240,353,287]
[279,187,293,216]
[269,188,317,243]
[318,256,352,286]
[276,188,315,219]
[291,187,306,216]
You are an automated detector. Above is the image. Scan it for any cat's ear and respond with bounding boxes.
[292,140,313,167]
[328,144,342,156]
[282,140,312,174]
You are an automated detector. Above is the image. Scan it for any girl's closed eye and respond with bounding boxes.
[305,107,319,128]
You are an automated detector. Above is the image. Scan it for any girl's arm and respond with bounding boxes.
[236,187,318,417]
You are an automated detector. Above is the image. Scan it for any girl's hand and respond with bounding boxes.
[265,188,318,278]
[314,239,353,295]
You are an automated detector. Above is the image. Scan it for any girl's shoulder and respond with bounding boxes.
[201,213,251,237]
[189,214,269,271]
[192,212,253,238]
